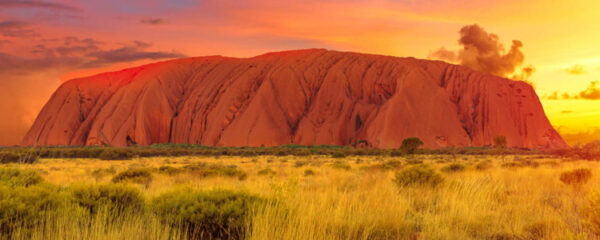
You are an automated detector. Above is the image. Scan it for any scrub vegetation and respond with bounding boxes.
[0,142,599,239]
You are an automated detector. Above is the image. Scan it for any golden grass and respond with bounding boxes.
[7,154,600,239]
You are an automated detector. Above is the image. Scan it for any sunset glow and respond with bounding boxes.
[1,0,599,145]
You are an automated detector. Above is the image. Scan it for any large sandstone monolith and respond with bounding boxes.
[22,49,567,148]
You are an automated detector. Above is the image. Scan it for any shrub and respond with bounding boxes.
[577,141,600,160]
[390,150,404,157]
[559,168,592,186]
[257,167,276,176]
[405,158,423,165]
[475,160,493,171]
[0,185,69,238]
[442,163,466,173]
[522,221,548,240]
[521,160,540,168]
[501,161,523,168]
[379,160,403,170]
[331,161,351,170]
[331,152,347,158]
[0,152,19,163]
[0,168,43,187]
[158,165,181,176]
[183,163,246,180]
[304,169,316,176]
[91,167,117,178]
[152,189,261,239]
[99,149,133,160]
[111,168,153,186]
[294,160,308,168]
[70,184,145,217]
[393,165,443,188]
[0,152,38,164]
[400,137,424,154]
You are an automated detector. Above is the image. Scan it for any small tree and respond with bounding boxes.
[493,135,508,161]
[400,137,424,154]
[493,136,507,149]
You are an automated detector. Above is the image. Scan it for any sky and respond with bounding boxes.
[0,0,599,146]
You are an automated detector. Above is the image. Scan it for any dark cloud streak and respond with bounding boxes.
[83,41,186,67]
[141,18,167,25]
[0,0,81,12]
[0,20,39,38]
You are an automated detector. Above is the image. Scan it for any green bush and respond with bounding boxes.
[111,168,153,186]
[0,168,43,187]
[331,152,347,158]
[304,169,316,176]
[501,161,523,168]
[0,152,38,164]
[393,165,443,188]
[70,184,145,217]
[99,149,133,160]
[183,163,246,180]
[331,161,351,170]
[390,150,404,157]
[475,160,493,171]
[294,160,308,168]
[559,168,592,186]
[375,160,403,171]
[442,163,467,173]
[0,185,69,238]
[152,189,261,239]
[91,167,117,178]
[257,167,276,176]
[405,158,423,165]
[158,165,181,176]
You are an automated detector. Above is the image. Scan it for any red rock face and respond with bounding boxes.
[22,49,567,148]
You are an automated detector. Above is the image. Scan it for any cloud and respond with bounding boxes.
[0,0,81,11]
[429,24,529,79]
[565,64,586,75]
[544,91,559,100]
[578,81,600,100]
[0,38,185,71]
[429,47,457,62]
[545,81,600,100]
[511,65,535,81]
[141,18,167,25]
[0,20,39,38]
[84,41,185,67]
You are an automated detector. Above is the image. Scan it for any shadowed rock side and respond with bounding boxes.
[22,49,567,148]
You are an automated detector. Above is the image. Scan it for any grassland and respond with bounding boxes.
[0,152,599,239]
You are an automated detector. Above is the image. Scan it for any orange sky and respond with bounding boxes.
[0,0,599,145]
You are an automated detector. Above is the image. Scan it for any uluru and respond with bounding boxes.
[22,49,566,149]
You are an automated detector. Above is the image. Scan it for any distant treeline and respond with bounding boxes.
[0,143,563,163]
